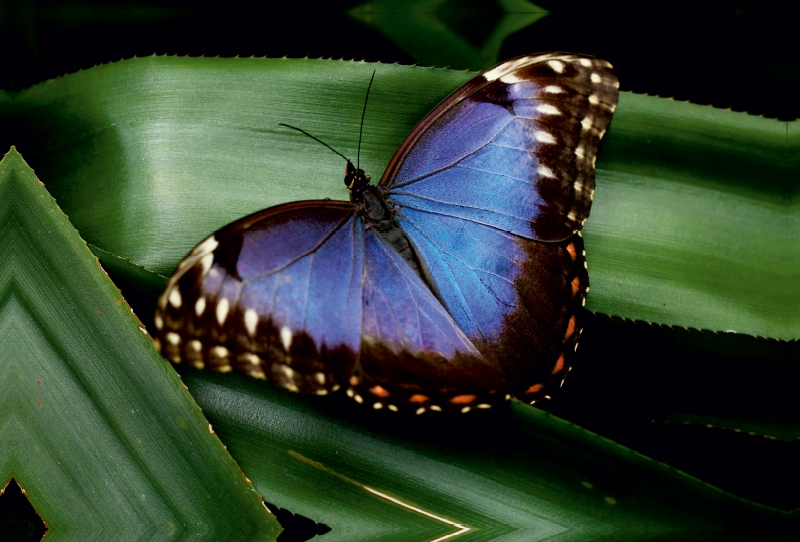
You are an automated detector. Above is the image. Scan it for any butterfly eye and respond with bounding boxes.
[345,166,370,191]
[344,161,356,188]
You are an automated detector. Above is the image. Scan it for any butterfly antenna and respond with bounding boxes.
[357,70,376,171]
[278,123,351,163]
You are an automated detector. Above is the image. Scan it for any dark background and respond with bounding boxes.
[1,0,799,119]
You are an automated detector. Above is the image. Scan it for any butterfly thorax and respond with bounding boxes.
[349,170,431,289]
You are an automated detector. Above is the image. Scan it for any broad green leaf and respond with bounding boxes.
[592,94,796,337]
[0,149,279,540]
[6,56,799,528]
[182,369,799,541]
[11,55,796,339]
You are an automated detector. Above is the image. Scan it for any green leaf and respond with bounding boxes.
[0,149,279,540]
[181,369,798,541]
[7,56,798,533]
[591,94,795,338]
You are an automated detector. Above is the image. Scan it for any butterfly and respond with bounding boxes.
[153,53,619,413]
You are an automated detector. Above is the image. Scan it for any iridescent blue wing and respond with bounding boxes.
[154,201,507,412]
[380,53,619,401]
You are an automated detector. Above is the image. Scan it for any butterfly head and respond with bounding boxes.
[345,160,371,192]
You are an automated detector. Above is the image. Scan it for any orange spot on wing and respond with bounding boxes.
[349,376,361,386]
[552,354,565,375]
[566,243,577,260]
[571,276,581,296]
[525,383,544,395]
[449,394,477,405]
[565,315,576,339]
[370,385,391,398]
[409,394,429,403]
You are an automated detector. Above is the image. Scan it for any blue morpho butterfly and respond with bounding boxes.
[153,53,619,414]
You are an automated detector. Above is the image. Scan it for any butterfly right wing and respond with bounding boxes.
[153,201,507,412]
[378,54,617,401]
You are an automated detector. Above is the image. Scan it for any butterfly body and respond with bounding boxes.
[154,53,619,413]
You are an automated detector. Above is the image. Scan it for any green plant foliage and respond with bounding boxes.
[3,55,798,539]
[0,149,279,540]
[591,93,796,338]
[181,369,797,541]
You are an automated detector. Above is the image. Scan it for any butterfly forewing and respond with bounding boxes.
[382,53,617,241]
[154,201,508,411]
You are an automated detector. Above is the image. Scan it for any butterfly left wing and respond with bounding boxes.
[380,53,619,401]
[154,201,508,411]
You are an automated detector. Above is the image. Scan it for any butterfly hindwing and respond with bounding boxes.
[154,201,507,411]
[381,53,618,401]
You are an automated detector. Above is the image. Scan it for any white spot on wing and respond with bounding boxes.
[195,297,206,317]
[500,73,524,84]
[581,117,593,131]
[210,345,229,358]
[154,315,163,330]
[199,253,214,276]
[169,288,182,309]
[482,56,534,81]
[538,165,555,178]
[575,145,585,159]
[579,58,592,67]
[192,235,219,256]
[280,326,292,351]
[166,332,180,345]
[548,60,565,73]
[588,94,599,105]
[244,309,258,336]
[216,298,229,325]
[239,352,261,365]
[544,85,563,94]
[536,104,560,116]
[535,131,555,144]
[590,73,602,84]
